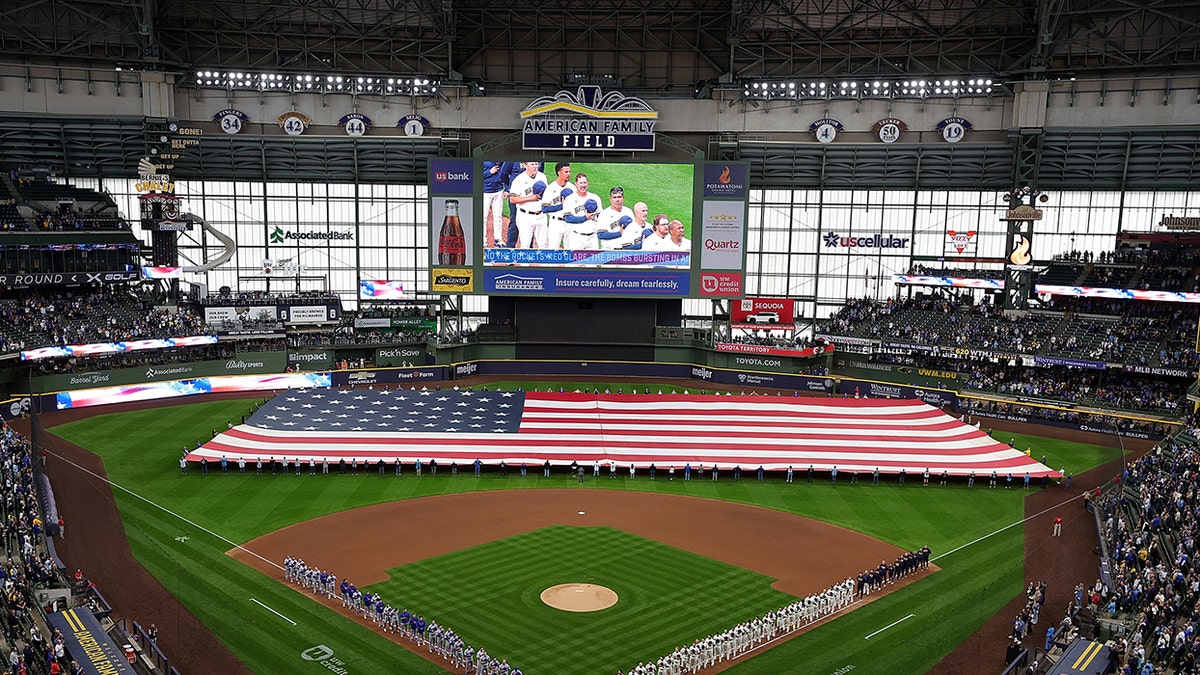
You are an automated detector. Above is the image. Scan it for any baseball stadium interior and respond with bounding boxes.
[0,1,1198,674]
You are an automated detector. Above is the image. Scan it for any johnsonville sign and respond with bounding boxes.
[520,86,658,151]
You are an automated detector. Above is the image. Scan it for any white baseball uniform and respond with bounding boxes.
[562,191,606,249]
[508,170,548,248]
[596,205,636,250]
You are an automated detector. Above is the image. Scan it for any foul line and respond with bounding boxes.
[932,492,1083,562]
[864,613,914,640]
[49,450,281,570]
[250,598,296,626]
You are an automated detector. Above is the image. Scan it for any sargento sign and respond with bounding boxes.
[520,85,658,151]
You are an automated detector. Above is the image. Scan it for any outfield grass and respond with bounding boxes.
[47,391,1125,674]
[373,525,794,673]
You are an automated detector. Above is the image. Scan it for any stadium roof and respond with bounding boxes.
[1,0,1198,95]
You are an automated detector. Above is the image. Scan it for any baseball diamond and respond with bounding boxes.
[0,3,1197,675]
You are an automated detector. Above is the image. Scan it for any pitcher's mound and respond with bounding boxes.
[540,583,619,612]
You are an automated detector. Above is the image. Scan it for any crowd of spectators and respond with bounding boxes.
[958,397,1174,438]
[818,295,1196,373]
[0,288,209,354]
[0,423,77,675]
[906,264,1004,280]
[29,340,285,376]
[199,289,338,306]
[357,303,436,318]
[960,365,1187,412]
[1086,422,1200,673]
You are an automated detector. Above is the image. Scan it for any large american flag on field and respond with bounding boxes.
[186,388,1056,477]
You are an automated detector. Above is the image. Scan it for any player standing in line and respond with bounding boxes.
[482,161,512,247]
[641,214,672,250]
[508,161,549,248]
[613,201,651,249]
[660,220,691,251]
[561,172,606,249]
[596,186,636,250]
[538,161,573,249]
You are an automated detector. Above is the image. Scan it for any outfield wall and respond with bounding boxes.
[5,347,1178,442]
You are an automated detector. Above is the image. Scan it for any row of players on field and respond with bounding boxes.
[619,546,932,675]
[484,161,691,252]
[285,545,930,675]
[284,557,527,675]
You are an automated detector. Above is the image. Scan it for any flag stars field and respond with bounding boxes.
[187,387,1056,478]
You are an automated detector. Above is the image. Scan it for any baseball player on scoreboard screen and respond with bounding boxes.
[640,214,672,250]
[561,172,606,249]
[595,185,636,250]
[609,200,651,249]
[538,161,573,250]
[482,160,512,248]
[507,161,549,248]
[662,219,691,251]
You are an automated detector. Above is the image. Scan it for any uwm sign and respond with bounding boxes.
[731,297,795,329]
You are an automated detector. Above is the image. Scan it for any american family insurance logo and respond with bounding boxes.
[430,160,473,194]
[703,164,748,198]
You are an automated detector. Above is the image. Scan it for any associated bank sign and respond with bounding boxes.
[270,226,353,243]
[521,86,658,151]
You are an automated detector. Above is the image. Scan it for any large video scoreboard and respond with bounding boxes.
[428,158,749,299]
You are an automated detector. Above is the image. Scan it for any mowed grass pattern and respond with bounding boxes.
[46,391,1126,674]
[371,525,794,674]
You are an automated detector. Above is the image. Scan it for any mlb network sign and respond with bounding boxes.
[430,160,473,195]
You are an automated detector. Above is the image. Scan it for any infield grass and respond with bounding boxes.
[46,388,1127,675]
[372,525,793,674]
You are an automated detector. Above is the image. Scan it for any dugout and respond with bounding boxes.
[46,606,137,675]
[1045,639,1114,675]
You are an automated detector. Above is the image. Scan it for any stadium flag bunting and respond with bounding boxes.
[188,389,1056,477]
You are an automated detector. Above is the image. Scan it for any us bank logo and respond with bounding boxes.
[703,164,748,198]
[429,160,473,194]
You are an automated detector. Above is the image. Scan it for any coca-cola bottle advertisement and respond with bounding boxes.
[432,197,473,267]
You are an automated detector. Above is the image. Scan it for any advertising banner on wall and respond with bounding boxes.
[730,297,795,328]
[837,378,959,408]
[55,372,330,409]
[359,280,406,299]
[288,350,335,370]
[283,304,339,324]
[715,343,831,358]
[484,269,690,297]
[354,316,438,331]
[699,201,746,270]
[331,368,444,387]
[34,352,288,392]
[374,346,428,366]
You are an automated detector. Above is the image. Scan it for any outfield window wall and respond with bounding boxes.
[71,178,1199,323]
